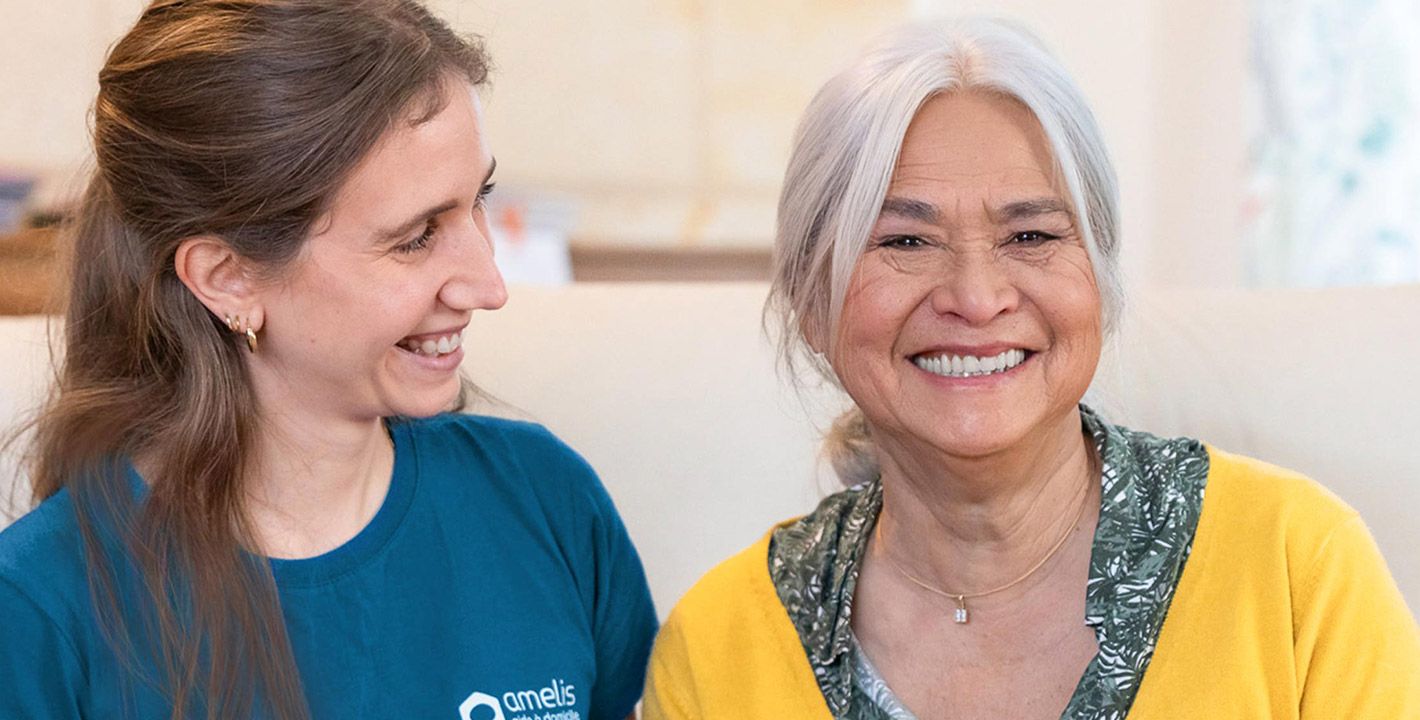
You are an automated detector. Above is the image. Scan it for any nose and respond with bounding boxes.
[438,218,508,312]
[928,250,1018,325]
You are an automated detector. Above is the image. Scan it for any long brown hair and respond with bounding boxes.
[25,1,489,717]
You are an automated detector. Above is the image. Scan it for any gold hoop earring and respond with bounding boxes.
[242,318,259,354]
[224,314,239,333]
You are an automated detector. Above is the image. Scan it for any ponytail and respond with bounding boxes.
[823,406,879,486]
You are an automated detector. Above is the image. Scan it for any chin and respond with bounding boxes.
[930,432,1023,460]
[385,383,462,419]
[915,410,1038,459]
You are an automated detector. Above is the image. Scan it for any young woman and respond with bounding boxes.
[0,2,656,718]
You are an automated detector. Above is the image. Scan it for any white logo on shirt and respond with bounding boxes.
[459,692,505,720]
[458,679,579,720]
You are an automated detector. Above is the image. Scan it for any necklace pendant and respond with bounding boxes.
[953,596,969,624]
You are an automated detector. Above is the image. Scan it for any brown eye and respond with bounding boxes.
[880,235,928,248]
[1009,231,1060,245]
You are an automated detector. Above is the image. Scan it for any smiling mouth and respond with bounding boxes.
[397,330,463,357]
[911,349,1031,378]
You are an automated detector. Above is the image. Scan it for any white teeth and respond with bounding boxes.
[913,349,1028,378]
[400,330,463,357]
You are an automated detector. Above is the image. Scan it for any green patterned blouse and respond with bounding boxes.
[767,405,1211,720]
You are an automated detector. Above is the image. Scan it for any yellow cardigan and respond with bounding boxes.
[644,448,1420,719]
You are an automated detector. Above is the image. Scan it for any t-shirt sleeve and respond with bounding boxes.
[1295,515,1420,719]
[582,467,659,720]
[488,418,659,719]
[0,575,88,718]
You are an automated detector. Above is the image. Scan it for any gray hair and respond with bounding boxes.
[768,17,1122,484]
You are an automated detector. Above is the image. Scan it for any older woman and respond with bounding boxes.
[644,17,1419,720]
[0,2,654,718]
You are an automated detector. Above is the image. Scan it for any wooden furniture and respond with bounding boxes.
[570,244,771,282]
[0,227,62,315]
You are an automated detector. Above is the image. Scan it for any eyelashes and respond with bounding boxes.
[874,230,1063,250]
[395,220,439,254]
[1008,230,1061,245]
[878,234,928,249]
[477,182,497,204]
[392,183,498,255]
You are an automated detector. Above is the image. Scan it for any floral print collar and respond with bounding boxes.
[767,405,1211,719]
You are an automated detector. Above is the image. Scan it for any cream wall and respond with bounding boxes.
[0,0,1247,287]
[427,0,913,249]
[0,0,138,175]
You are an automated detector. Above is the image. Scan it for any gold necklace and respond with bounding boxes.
[874,484,1090,625]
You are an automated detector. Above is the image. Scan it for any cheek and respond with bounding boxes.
[1031,255,1104,374]
[281,271,411,354]
[1035,247,1100,321]
[266,277,338,347]
[830,262,929,391]
[834,264,906,358]
[1065,272,1103,341]
[1051,281,1101,338]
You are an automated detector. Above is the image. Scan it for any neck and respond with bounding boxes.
[242,407,395,560]
[872,407,1098,598]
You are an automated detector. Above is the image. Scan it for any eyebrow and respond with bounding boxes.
[879,196,940,224]
[994,197,1072,222]
[377,156,498,241]
[878,195,1072,225]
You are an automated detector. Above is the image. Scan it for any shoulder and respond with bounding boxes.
[0,490,90,645]
[651,529,833,718]
[0,489,86,589]
[0,498,93,716]
[1088,406,1344,548]
[399,412,579,460]
[671,531,778,624]
[664,505,849,644]
[666,481,878,628]
[396,414,625,553]
[1201,446,1359,547]
[1187,446,1381,606]
[399,413,600,494]
[657,530,784,668]
[1192,448,1420,708]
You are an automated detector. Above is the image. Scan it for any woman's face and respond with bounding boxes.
[250,82,506,425]
[830,91,1102,460]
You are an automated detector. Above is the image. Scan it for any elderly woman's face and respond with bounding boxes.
[831,91,1102,460]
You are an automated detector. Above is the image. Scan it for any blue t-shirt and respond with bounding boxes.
[0,414,658,719]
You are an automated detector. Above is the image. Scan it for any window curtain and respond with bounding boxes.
[1246,0,1420,285]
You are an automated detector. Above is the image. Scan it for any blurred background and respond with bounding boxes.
[1,0,1417,311]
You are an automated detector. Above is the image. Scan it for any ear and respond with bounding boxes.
[174,236,263,331]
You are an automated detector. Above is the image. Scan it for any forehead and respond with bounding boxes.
[889,90,1059,200]
[343,85,486,198]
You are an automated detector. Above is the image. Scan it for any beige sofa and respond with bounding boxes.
[1,283,1417,616]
